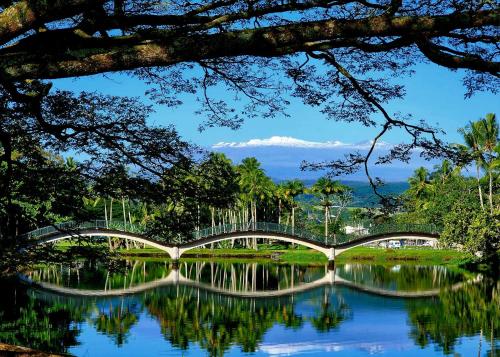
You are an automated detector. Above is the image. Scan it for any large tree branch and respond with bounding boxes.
[0,0,102,44]
[0,9,497,80]
[417,38,500,76]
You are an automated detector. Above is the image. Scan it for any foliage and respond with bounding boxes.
[399,113,499,261]
[407,279,499,355]
[465,209,500,261]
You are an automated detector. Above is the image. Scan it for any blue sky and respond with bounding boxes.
[53,62,499,147]
[52,61,499,180]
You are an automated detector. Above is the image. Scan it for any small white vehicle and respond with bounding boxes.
[387,240,401,249]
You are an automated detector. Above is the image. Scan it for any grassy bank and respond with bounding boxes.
[53,241,469,265]
[116,246,468,266]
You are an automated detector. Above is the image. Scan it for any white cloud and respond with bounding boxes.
[212,136,392,149]
[258,340,411,356]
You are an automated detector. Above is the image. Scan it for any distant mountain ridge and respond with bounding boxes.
[213,144,436,181]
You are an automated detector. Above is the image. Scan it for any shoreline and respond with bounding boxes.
[0,343,65,356]
[116,246,468,266]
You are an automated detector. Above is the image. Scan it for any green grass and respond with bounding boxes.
[120,246,467,266]
[335,247,468,265]
[53,241,468,266]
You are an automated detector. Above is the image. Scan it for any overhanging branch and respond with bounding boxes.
[0,9,497,80]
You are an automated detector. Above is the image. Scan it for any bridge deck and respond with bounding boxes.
[19,220,441,259]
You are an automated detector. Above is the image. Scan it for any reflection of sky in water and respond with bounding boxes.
[8,262,495,357]
[259,287,412,356]
[65,284,492,357]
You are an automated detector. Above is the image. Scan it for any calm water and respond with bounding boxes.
[0,260,498,356]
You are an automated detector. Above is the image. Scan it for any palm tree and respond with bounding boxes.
[274,183,287,224]
[408,167,432,204]
[478,113,498,212]
[282,180,305,234]
[311,177,348,243]
[431,159,455,184]
[237,157,273,248]
[459,120,486,210]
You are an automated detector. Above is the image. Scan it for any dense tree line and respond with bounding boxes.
[0,0,498,234]
[397,113,499,261]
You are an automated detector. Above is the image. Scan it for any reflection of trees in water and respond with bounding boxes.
[407,279,499,355]
[144,287,300,354]
[6,261,495,357]
[0,278,85,354]
[143,286,348,356]
[310,287,351,332]
[336,264,466,291]
[179,261,325,292]
[28,260,327,293]
[27,260,173,290]
[93,301,141,346]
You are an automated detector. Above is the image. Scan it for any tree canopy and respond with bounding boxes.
[0,1,497,81]
[0,0,498,239]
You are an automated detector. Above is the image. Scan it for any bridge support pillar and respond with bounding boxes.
[168,247,180,268]
[169,246,180,260]
[325,248,335,270]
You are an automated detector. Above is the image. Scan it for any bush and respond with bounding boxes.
[466,209,500,260]
[441,202,499,261]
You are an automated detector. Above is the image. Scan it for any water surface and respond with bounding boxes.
[0,260,498,356]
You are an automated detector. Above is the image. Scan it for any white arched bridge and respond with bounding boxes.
[19,220,441,261]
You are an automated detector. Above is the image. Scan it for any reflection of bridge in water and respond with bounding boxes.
[20,221,440,261]
[21,267,473,299]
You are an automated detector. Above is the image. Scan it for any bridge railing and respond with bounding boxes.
[20,219,440,247]
[19,220,146,241]
[334,222,441,245]
[190,222,327,244]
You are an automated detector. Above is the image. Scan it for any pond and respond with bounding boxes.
[0,260,498,356]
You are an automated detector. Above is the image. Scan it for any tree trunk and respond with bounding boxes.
[324,205,328,244]
[109,198,113,224]
[253,201,258,250]
[477,165,485,210]
[103,199,112,250]
[104,199,108,228]
[488,169,493,212]
[278,198,281,224]
[122,197,129,250]
[292,205,295,235]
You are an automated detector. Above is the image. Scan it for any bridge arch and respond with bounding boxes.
[30,229,179,259]
[178,232,333,260]
[21,221,441,262]
[333,232,439,257]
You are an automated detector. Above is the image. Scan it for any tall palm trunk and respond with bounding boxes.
[324,205,328,244]
[104,199,108,228]
[476,165,485,210]
[103,199,112,250]
[278,198,281,224]
[109,198,113,223]
[210,207,215,249]
[122,197,129,250]
[291,204,296,248]
[488,170,493,212]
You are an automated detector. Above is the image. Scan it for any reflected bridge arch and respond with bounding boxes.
[19,267,476,299]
